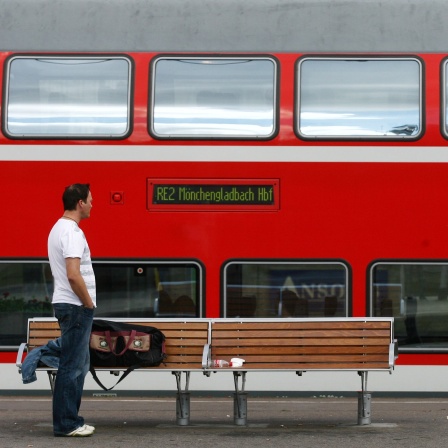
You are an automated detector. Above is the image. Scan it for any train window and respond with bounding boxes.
[151,57,277,138]
[93,261,202,319]
[370,261,448,352]
[223,261,349,318]
[4,56,131,138]
[297,58,422,139]
[0,260,202,347]
[0,261,53,347]
[442,59,448,139]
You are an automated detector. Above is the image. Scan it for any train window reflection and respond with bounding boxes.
[224,261,349,318]
[0,261,53,347]
[94,261,202,319]
[371,261,448,352]
[151,57,277,138]
[443,59,448,138]
[297,58,422,138]
[5,57,131,138]
[0,260,202,348]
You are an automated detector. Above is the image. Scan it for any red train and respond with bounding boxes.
[2,0,448,392]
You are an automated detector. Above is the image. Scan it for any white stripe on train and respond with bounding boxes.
[3,145,448,163]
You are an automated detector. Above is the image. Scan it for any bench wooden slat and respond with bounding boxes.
[134,322,208,330]
[159,354,204,361]
[165,346,205,354]
[29,322,59,329]
[210,345,389,355]
[211,337,391,346]
[212,362,391,370]
[29,321,209,331]
[212,329,391,338]
[166,338,208,345]
[119,362,201,370]
[211,352,389,362]
[28,328,59,334]
[212,321,391,330]
[157,330,208,338]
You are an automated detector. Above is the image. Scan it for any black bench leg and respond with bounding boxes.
[173,371,190,426]
[357,371,371,425]
[233,371,248,426]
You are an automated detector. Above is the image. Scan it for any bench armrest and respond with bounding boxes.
[389,339,398,368]
[16,342,28,370]
[202,343,210,369]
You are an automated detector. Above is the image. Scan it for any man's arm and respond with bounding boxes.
[65,257,95,309]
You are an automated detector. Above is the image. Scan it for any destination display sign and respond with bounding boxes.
[147,179,279,211]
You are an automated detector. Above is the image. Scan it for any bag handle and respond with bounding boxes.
[106,330,138,356]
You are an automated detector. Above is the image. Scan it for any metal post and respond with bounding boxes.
[357,392,371,425]
[357,371,371,425]
[233,371,248,426]
[174,371,191,426]
[233,392,248,426]
[176,391,191,426]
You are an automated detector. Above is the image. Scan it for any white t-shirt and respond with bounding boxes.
[48,219,96,306]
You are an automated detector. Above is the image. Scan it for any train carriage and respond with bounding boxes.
[1,0,448,392]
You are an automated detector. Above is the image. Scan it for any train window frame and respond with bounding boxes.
[149,55,279,140]
[295,56,424,141]
[2,54,134,140]
[441,57,448,140]
[0,258,204,349]
[369,260,448,353]
[222,259,351,318]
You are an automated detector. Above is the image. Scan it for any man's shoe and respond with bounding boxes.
[65,424,94,437]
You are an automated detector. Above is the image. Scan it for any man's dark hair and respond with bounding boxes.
[62,183,90,211]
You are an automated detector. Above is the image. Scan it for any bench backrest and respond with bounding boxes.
[209,318,395,371]
[27,318,210,370]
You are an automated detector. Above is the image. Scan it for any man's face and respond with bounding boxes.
[80,191,93,219]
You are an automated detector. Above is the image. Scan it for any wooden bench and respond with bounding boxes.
[204,318,397,425]
[17,317,397,426]
[16,317,210,425]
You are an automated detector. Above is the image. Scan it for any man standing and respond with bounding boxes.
[48,183,96,437]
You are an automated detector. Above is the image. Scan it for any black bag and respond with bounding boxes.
[89,319,166,390]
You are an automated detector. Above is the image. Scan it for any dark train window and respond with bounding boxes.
[442,58,448,139]
[370,261,448,352]
[93,261,202,319]
[0,261,53,347]
[297,57,422,139]
[223,260,349,318]
[151,57,277,138]
[4,56,131,138]
[0,260,202,347]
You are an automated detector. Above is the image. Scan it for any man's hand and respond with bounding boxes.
[66,257,95,308]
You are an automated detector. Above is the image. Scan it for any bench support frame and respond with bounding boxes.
[47,371,56,394]
[358,371,371,425]
[173,371,191,426]
[233,371,247,425]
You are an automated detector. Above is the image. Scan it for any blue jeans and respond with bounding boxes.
[52,303,94,436]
